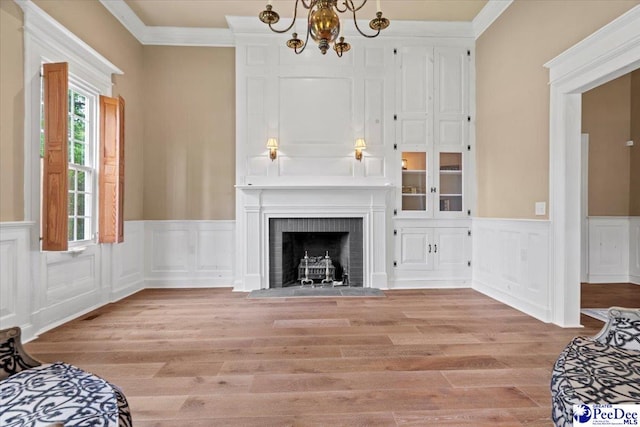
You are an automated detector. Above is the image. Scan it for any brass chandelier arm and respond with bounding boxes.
[295,8,314,54]
[350,7,381,38]
[336,0,368,13]
[266,0,301,34]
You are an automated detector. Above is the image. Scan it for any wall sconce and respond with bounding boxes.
[401,158,408,170]
[354,138,366,161]
[266,138,278,161]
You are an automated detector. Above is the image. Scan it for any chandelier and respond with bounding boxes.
[259,0,390,57]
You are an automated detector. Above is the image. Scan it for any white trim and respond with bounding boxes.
[99,0,234,46]
[97,0,147,42]
[544,5,640,327]
[143,26,234,47]
[99,0,475,46]
[544,5,640,92]
[471,217,552,323]
[472,0,513,39]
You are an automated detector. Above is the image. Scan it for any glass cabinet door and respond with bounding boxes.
[401,151,428,212]
[438,152,463,212]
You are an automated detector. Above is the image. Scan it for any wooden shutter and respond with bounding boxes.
[99,95,125,243]
[42,62,69,251]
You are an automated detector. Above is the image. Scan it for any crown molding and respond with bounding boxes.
[99,0,509,46]
[472,0,513,39]
[99,0,234,46]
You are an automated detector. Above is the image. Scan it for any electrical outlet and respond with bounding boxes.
[535,202,546,216]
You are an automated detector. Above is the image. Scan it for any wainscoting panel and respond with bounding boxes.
[111,221,145,299]
[0,223,33,334]
[587,217,630,283]
[628,217,639,285]
[1,221,145,341]
[472,219,551,322]
[145,221,235,287]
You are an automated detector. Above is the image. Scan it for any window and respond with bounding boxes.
[67,87,96,243]
[41,62,124,251]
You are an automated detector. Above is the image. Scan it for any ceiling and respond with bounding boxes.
[123,0,489,29]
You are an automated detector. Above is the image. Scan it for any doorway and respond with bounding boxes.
[545,6,640,327]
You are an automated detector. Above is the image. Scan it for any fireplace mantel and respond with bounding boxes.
[234,186,390,291]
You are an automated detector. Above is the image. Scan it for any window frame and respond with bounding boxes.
[21,0,123,252]
[66,82,99,246]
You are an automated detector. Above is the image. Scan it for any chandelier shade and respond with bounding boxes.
[259,0,389,57]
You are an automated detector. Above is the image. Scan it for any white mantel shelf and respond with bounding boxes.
[236,184,394,191]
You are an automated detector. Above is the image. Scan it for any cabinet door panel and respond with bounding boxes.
[434,47,468,150]
[434,228,469,271]
[399,228,433,270]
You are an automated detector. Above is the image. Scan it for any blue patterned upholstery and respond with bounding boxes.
[550,307,640,427]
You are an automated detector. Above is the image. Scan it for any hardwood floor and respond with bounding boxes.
[24,284,638,426]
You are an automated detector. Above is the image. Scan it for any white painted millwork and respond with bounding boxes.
[0,221,144,342]
[394,45,472,219]
[630,217,640,285]
[587,217,639,285]
[145,221,234,288]
[393,221,471,288]
[544,5,640,326]
[472,218,551,323]
[235,186,389,291]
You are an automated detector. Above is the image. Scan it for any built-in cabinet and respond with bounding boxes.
[392,45,473,286]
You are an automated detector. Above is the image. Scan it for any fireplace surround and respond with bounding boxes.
[235,185,389,291]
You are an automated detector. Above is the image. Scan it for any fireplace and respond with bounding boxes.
[269,218,363,288]
[235,185,388,291]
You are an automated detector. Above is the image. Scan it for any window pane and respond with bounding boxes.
[77,170,85,192]
[77,193,85,216]
[73,117,85,143]
[73,92,86,119]
[68,170,76,190]
[68,218,75,241]
[77,218,85,241]
[74,142,84,164]
[68,192,75,215]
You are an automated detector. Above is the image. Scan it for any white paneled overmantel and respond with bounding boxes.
[231,17,475,292]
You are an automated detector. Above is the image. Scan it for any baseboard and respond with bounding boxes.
[388,279,471,289]
[586,274,630,284]
[472,279,551,323]
[630,275,640,285]
[145,278,234,288]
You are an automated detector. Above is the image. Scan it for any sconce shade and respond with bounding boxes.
[355,138,366,161]
[267,138,278,160]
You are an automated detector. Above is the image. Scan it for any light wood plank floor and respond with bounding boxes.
[24,284,639,426]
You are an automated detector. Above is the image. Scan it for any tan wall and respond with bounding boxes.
[142,46,235,220]
[476,0,639,219]
[631,70,640,216]
[0,0,145,221]
[0,1,24,221]
[582,75,631,216]
[32,0,145,221]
